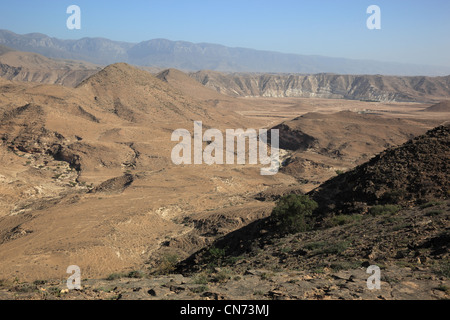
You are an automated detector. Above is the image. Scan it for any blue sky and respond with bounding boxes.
[1,0,449,67]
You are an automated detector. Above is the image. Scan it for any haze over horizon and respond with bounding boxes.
[1,0,449,68]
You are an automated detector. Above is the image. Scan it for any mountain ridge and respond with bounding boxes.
[1,43,449,103]
[2,29,450,76]
[189,71,450,103]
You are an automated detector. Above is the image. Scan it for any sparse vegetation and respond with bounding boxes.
[205,246,226,268]
[192,273,209,285]
[225,255,243,264]
[311,267,325,274]
[153,254,179,275]
[322,241,351,255]
[106,273,125,281]
[382,216,403,225]
[326,214,363,227]
[436,285,450,294]
[95,286,114,293]
[303,240,351,256]
[426,209,443,216]
[280,246,292,253]
[190,285,208,294]
[270,194,318,234]
[419,201,443,209]
[208,247,226,260]
[127,270,145,279]
[392,223,411,231]
[329,260,362,271]
[260,272,274,281]
[47,286,61,297]
[212,268,234,283]
[12,283,39,293]
[304,241,327,251]
[432,261,450,278]
[369,204,400,216]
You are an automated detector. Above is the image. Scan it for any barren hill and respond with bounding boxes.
[76,63,212,124]
[424,100,450,112]
[156,68,231,102]
[0,45,100,87]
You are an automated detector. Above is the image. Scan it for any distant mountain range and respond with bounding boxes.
[1,29,450,76]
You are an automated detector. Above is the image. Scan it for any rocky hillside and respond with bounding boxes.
[2,196,448,300]
[0,45,100,87]
[308,124,449,216]
[190,71,450,102]
[167,125,450,300]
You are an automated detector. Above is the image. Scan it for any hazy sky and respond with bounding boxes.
[1,0,449,67]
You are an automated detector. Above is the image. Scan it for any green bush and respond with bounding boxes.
[322,241,351,255]
[327,214,363,227]
[193,273,209,285]
[153,254,179,275]
[205,246,226,268]
[213,268,234,283]
[303,241,327,251]
[270,194,318,234]
[208,247,226,260]
[369,204,400,216]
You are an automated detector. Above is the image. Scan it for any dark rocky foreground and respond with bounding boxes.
[0,266,447,300]
[1,200,448,300]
